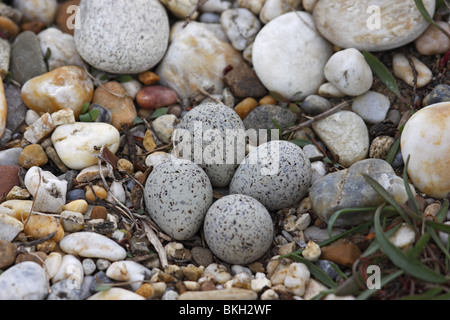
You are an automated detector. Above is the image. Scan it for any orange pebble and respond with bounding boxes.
[21,21,47,34]
[136,283,155,299]
[0,16,20,39]
[138,71,160,86]
[85,186,107,202]
[259,95,277,106]
[234,98,258,120]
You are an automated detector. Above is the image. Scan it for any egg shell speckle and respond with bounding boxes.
[174,102,246,188]
[204,194,274,265]
[229,140,312,211]
[144,159,213,240]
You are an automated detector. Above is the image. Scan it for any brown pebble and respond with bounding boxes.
[175,281,188,294]
[168,104,183,117]
[18,144,48,169]
[138,71,160,86]
[20,21,47,34]
[91,206,108,220]
[259,95,277,106]
[320,239,361,267]
[136,85,178,109]
[200,279,217,291]
[234,97,258,120]
[0,165,20,199]
[0,240,18,269]
[15,252,47,267]
[0,16,19,39]
[117,158,134,175]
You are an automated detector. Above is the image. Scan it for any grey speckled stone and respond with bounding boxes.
[5,84,28,133]
[204,194,273,265]
[243,104,296,131]
[10,31,47,85]
[174,102,246,188]
[230,140,312,211]
[144,159,213,241]
[74,0,169,74]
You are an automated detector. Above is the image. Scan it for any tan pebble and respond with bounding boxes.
[23,113,55,144]
[138,71,160,86]
[415,21,450,55]
[369,136,395,159]
[0,200,33,222]
[62,200,88,214]
[91,206,108,220]
[23,215,65,242]
[278,242,296,255]
[136,283,155,298]
[234,97,258,120]
[424,203,441,220]
[143,130,157,152]
[259,95,277,106]
[152,282,167,298]
[393,53,432,88]
[21,21,47,34]
[15,251,47,266]
[181,265,204,281]
[36,240,57,254]
[85,186,107,202]
[6,186,31,201]
[302,241,321,262]
[0,16,20,39]
[117,159,134,175]
[184,281,200,291]
[18,144,48,169]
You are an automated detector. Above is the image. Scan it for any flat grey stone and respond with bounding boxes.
[0,148,23,166]
[5,84,28,133]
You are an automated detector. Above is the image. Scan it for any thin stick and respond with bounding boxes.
[183,0,209,28]
[142,220,169,269]
[282,100,351,135]
[16,232,57,247]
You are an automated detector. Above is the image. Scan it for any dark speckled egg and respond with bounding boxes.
[204,194,273,265]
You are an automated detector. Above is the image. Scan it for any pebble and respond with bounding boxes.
[317,82,346,99]
[60,211,84,232]
[303,278,328,300]
[0,213,23,242]
[0,165,20,198]
[415,21,450,55]
[204,194,274,264]
[51,122,120,170]
[106,261,152,291]
[174,102,245,187]
[47,279,84,300]
[386,109,402,127]
[389,223,416,249]
[0,200,32,221]
[178,287,257,300]
[10,31,47,85]
[284,262,310,297]
[324,48,373,97]
[393,53,432,88]
[243,104,296,133]
[234,98,259,120]
[191,247,214,267]
[439,222,450,245]
[25,109,40,126]
[252,11,332,101]
[74,0,169,74]
[320,239,361,268]
[52,254,84,288]
[136,85,178,110]
[121,79,143,101]
[230,140,312,211]
[82,259,96,276]
[21,66,94,118]
[224,61,267,99]
[5,83,28,133]
[85,186,107,202]
[152,114,179,144]
[352,91,390,124]
[145,151,174,168]
[0,38,10,79]
[314,260,339,281]
[76,165,113,183]
[303,144,324,162]
[37,27,85,71]
[157,21,244,106]
[88,288,145,300]
[312,111,369,167]
[0,148,22,166]
[309,159,412,227]
[21,21,47,34]
[24,166,67,214]
[0,3,23,24]
[23,113,55,144]
[55,0,80,35]
[51,109,76,126]
[0,240,17,269]
[6,186,30,201]
[423,84,450,106]
[220,8,261,51]
[401,102,450,198]
[23,214,65,242]
[302,241,321,262]
[91,82,137,130]
[259,0,301,24]
[313,0,436,51]
[301,95,331,116]
[91,206,108,220]
[238,0,265,15]
[18,144,48,169]
[369,136,395,159]
[66,189,85,201]
[144,159,213,240]
[13,0,57,25]
[0,261,49,300]
[59,232,127,261]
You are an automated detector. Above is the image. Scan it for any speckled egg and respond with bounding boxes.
[204,194,274,265]
[144,158,213,240]
[229,140,312,211]
[173,102,246,188]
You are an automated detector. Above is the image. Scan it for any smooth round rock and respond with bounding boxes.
[13,0,57,25]
[144,159,213,240]
[252,11,333,101]
[415,21,450,55]
[324,48,373,97]
[51,122,120,170]
[0,261,49,300]
[230,140,312,211]
[313,0,436,51]
[301,95,332,116]
[174,102,246,187]
[74,0,169,74]
[401,102,450,198]
[312,111,369,168]
[352,91,390,124]
[59,232,127,261]
[204,194,273,265]
[18,144,48,169]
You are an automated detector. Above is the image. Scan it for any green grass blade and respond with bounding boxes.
[289,254,337,288]
[427,226,450,261]
[362,51,403,100]
[403,155,421,215]
[288,139,312,147]
[362,224,402,258]
[356,270,404,300]
[327,207,378,238]
[436,200,450,223]
[409,232,430,259]
[374,205,448,284]
[425,220,450,234]
[397,287,443,300]
[385,137,401,165]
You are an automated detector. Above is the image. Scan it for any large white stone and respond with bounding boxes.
[0,262,49,300]
[313,0,436,51]
[51,254,84,288]
[59,232,127,261]
[401,102,450,198]
[74,0,169,74]
[24,166,67,214]
[312,111,369,167]
[252,11,333,101]
[106,261,152,291]
[51,122,120,170]
[324,48,373,97]
[157,21,244,106]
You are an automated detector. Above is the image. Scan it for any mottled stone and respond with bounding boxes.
[0,262,49,300]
